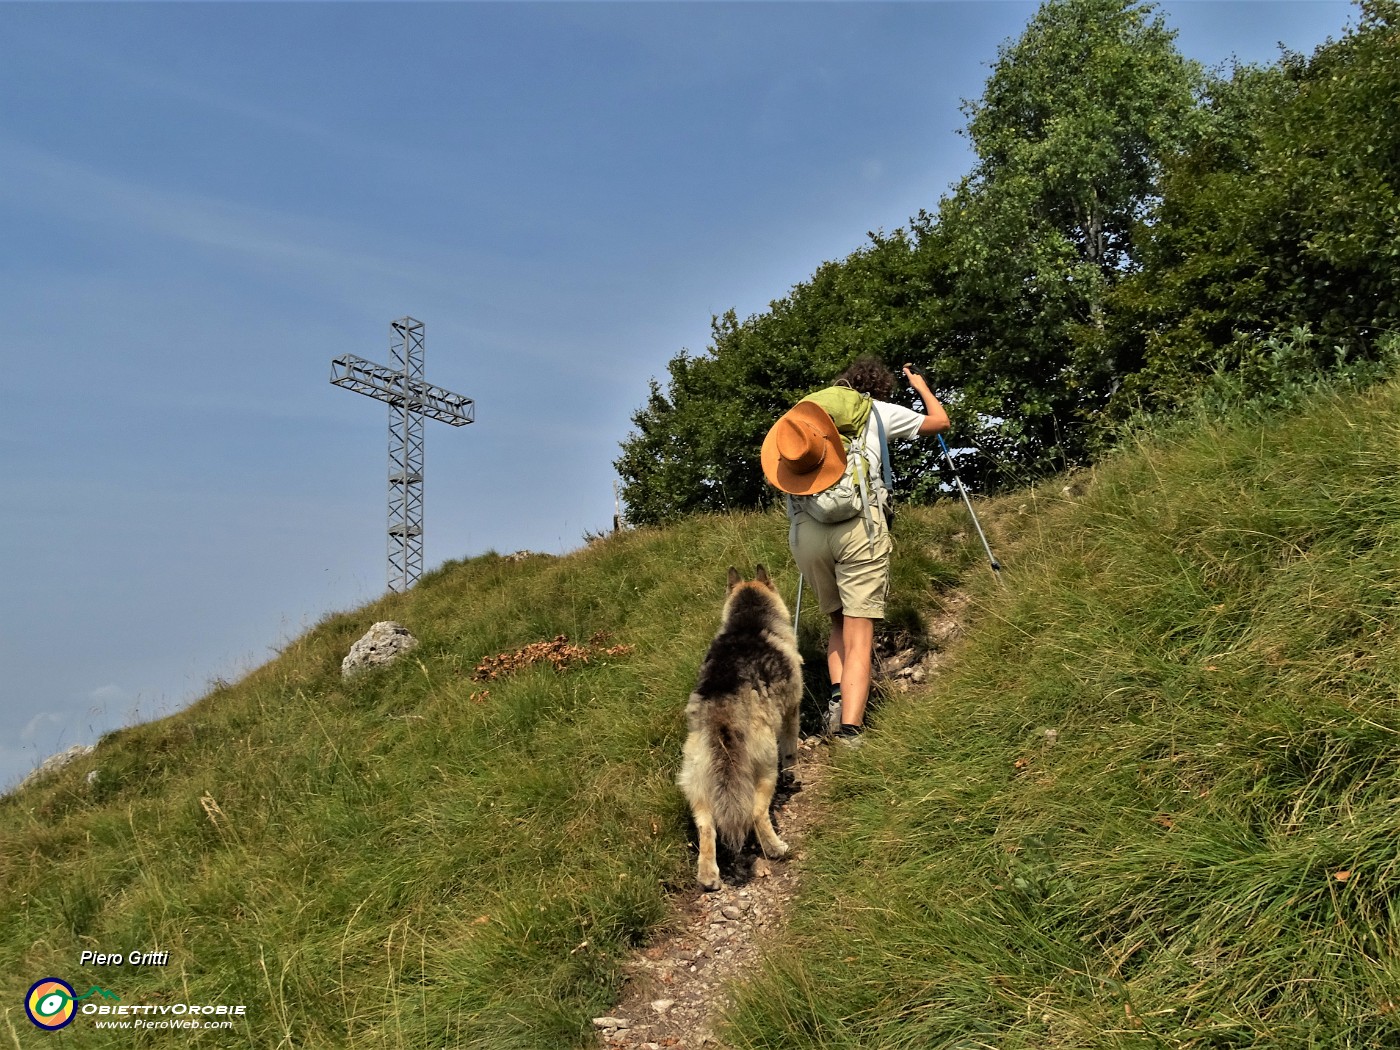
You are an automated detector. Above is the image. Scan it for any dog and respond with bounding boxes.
[677,564,803,890]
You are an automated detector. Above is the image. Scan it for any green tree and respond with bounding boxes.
[1109,0,1400,411]
[922,0,1202,484]
[615,229,946,525]
[616,0,1205,520]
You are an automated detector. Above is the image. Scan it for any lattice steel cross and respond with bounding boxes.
[331,317,474,592]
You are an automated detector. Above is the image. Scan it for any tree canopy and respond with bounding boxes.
[618,0,1398,525]
[1109,0,1400,410]
[921,0,1201,485]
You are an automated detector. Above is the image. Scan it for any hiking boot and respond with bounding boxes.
[835,724,865,748]
[825,698,842,738]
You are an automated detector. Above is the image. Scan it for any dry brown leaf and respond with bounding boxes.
[472,634,635,681]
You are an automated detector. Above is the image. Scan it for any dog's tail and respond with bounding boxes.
[709,718,757,855]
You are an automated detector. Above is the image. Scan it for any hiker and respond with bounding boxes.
[761,356,950,742]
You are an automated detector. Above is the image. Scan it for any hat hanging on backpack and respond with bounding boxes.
[761,401,846,495]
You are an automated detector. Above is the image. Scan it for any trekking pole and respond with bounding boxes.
[905,363,1003,581]
[793,574,804,630]
[937,433,1003,581]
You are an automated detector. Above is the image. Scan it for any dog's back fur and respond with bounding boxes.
[678,565,802,890]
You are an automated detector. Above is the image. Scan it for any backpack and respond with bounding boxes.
[787,386,893,533]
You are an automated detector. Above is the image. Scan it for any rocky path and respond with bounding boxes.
[593,739,832,1050]
[593,589,968,1050]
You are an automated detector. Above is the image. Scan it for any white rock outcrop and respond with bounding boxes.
[17,744,96,791]
[341,621,419,678]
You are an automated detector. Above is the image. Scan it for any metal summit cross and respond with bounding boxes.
[331,317,475,593]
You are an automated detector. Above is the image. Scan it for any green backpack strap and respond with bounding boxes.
[798,387,871,447]
[800,386,873,491]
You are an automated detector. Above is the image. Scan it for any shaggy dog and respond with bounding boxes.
[677,565,802,890]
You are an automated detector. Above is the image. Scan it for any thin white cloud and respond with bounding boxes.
[86,51,366,157]
[89,684,132,705]
[0,137,467,297]
[20,710,65,743]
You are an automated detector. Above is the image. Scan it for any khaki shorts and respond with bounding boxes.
[790,513,892,619]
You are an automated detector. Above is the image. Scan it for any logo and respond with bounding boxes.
[25,978,76,1030]
[24,981,121,1030]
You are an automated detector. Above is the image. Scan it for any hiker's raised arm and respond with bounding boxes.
[902,363,950,435]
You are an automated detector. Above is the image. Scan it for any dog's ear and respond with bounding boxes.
[727,566,742,592]
[754,563,772,589]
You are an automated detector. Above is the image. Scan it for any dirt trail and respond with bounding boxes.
[593,739,831,1050]
[594,591,969,1050]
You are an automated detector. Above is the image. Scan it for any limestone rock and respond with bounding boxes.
[17,744,95,791]
[341,621,419,678]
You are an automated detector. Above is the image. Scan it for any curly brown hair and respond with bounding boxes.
[836,355,896,401]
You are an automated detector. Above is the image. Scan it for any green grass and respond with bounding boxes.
[723,380,1400,1049]
[4,379,1398,1048]
[1,507,967,1048]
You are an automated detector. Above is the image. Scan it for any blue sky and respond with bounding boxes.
[0,0,1356,791]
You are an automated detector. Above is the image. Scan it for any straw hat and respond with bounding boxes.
[761,401,846,495]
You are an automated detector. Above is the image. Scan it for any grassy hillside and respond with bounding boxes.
[5,377,1399,1048]
[0,499,980,1047]
[726,380,1400,1048]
